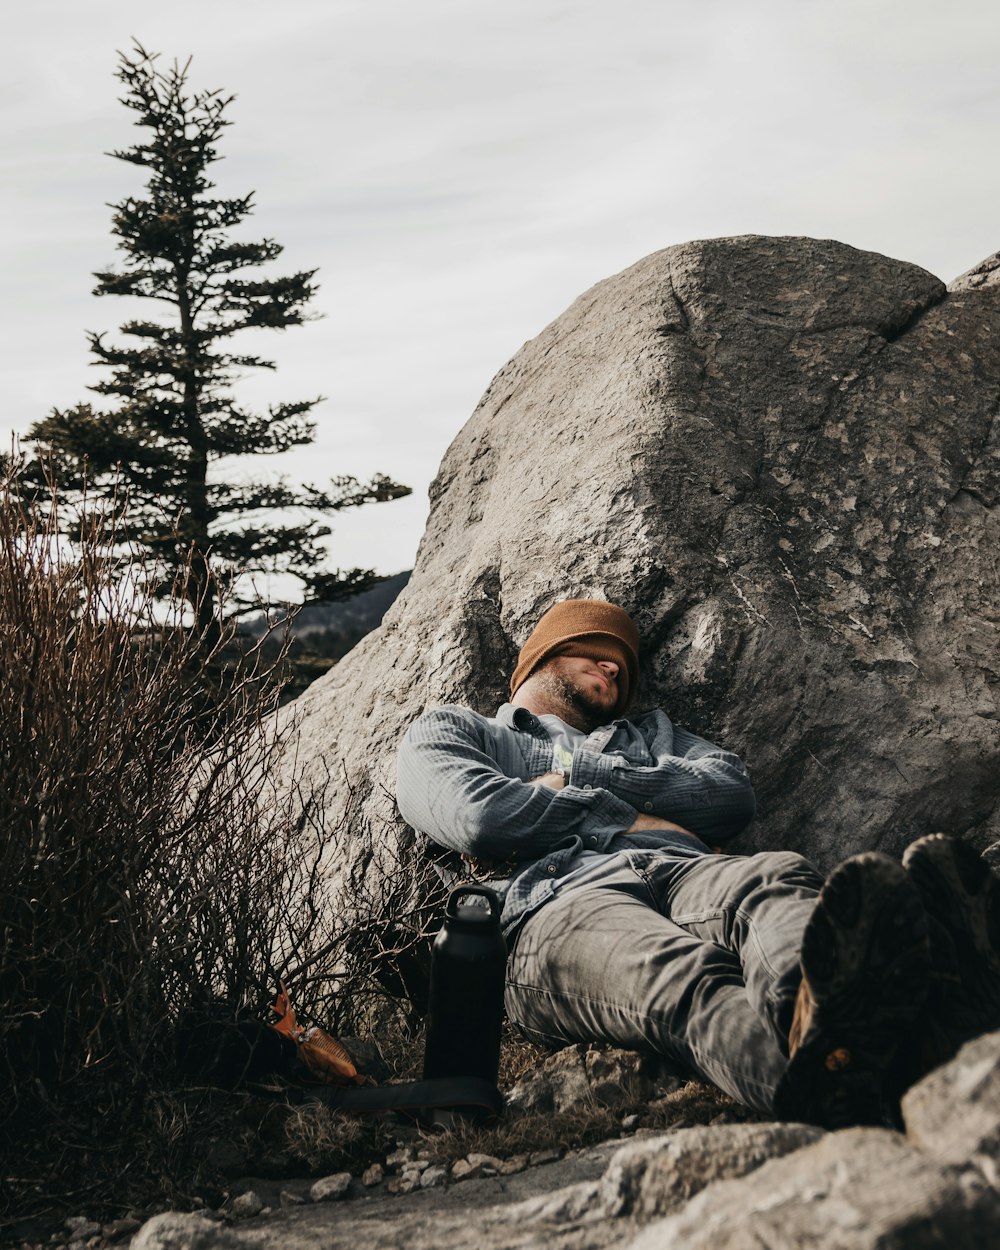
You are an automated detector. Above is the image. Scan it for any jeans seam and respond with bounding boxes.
[737,906,783,984]
[512,1022,565,1047]
[670,907,725,927]
[623,851,661,908]
[507,983,780,1106]
[669,904,786,988]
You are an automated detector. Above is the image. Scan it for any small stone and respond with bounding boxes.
[498,1155,528,1175]
[132,1213,243,1250]
[529,1149,563,1166]
[385,1145,416,1169]
[451,1159,474,1180]
[452,1154,497,1179]
[467,1152,503,1170]
[621,1114,640,1130]
[64,1220,100,1241]
[361,1164,384,1187]
[387,1173,420,1195]
[231,1191,263,1219]
[67,1241,87,1250]
[279,1191,305,1207]
[309,1173,351,1202]
[420,1166,448,1189]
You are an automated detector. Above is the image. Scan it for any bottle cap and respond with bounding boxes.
[446,885,500,924]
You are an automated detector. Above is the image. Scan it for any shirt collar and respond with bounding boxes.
[496,701,623,738]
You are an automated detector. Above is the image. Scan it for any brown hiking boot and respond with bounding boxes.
[885,834,1000,1106]
[774,852,930,1129]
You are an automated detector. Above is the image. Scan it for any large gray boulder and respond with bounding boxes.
[280,235,1000,922]
[625,1126,1000,1250]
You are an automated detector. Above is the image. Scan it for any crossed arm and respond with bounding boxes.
[528,770,691,835]
[396,705,756,864]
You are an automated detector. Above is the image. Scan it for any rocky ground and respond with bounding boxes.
[17,1029,1000,1250]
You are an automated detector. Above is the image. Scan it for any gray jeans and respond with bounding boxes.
[504,848,824,1112]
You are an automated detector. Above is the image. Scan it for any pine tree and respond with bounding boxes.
[23,43,409,630]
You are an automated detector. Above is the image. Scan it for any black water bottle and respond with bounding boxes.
[422,885,507,1085]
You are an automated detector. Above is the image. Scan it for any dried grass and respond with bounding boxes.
[276,1100,395,1175]
[417,1072,763,1171]
[0,477,339,1224]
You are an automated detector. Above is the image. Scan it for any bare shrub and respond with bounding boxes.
[0,478,338,1220]
[317,823,448,1037]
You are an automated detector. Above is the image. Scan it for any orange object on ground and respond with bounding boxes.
[270,983,305,1041]
[270,982,363,1086]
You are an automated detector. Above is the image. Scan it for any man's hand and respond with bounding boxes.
[625,812,694,836]
[530,771,566,790]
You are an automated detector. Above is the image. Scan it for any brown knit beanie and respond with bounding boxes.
[510,600,640,716]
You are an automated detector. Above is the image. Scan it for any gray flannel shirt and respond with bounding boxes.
[396,702,756,940]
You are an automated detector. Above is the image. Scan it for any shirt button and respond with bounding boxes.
[583,784,593,791]
[546,863,557,874]
[644,801,654,812]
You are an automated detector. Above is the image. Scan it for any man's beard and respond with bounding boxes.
[534,667,611,732]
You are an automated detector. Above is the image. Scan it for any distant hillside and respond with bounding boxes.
[243,571,411,700]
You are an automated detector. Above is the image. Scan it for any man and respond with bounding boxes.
[396,599,1000,1126]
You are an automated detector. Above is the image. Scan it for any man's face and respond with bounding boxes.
[534,654,620,729]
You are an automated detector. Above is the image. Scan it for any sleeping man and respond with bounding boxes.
[396,598,1000,1126]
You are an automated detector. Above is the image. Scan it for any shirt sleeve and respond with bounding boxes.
[567,710,755,843]
[396,706,639,860]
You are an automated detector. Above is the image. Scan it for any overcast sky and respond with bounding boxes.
[6,0,1000,582]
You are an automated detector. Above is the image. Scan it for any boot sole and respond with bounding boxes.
[775,852,929,1128]
[902,833,1000,1040]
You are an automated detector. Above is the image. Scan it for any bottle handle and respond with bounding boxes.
[445,885,501,921]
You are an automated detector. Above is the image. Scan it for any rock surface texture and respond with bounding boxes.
[280,235,1000,912]
[130,1037,1000,1250]
[903,1028,1000,1180]
[627,1126,1000,1250]
[504,1042,682,1115]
